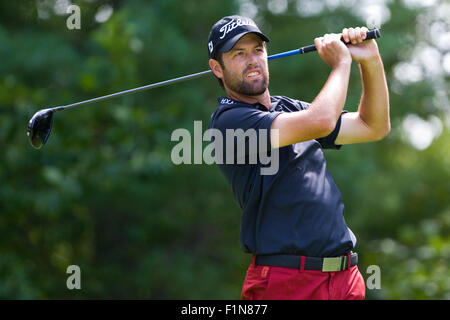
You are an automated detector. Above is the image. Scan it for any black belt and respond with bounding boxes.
[255,252,358,272]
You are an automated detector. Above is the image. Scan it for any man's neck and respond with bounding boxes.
[226,89,271,110]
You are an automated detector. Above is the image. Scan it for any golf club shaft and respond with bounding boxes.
[52,70,213,112]
[51,29,380,113]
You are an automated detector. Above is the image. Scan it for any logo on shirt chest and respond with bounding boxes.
[220,98,235,105]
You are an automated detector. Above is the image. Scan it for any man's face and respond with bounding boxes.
[220,33,269,96]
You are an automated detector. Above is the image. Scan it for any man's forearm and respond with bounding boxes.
[358,56,390,137]
[309,61,352,131]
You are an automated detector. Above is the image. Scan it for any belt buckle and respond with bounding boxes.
[322,256,346,272]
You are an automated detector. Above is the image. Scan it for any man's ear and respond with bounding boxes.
[209,59,223,79]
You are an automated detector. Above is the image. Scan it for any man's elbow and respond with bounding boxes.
[320,116,339,138]
[384,122,391,137]
[372,122,391,141]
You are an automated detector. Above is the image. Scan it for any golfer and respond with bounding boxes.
[207,16,390,300]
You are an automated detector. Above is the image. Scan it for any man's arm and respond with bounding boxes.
[270,33,352,148]
[335,27,390,145]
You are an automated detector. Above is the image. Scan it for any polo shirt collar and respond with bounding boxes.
[217,96,280,111]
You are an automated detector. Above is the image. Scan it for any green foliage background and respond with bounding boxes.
[0,0,448,299]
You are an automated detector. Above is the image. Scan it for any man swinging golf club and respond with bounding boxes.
[207,15,390,300]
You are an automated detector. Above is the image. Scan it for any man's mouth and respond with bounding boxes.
[245,69,262,79]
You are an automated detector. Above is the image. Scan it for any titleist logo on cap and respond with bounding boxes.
[207,15,269,59]
[219,17,257,40]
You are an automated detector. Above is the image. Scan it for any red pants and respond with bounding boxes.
[241,256,366,300]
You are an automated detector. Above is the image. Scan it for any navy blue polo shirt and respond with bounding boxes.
[208,95,356,258]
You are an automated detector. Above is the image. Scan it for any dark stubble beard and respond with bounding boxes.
[223,65,269,96]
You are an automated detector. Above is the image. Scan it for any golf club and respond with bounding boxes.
[27,29,381,149]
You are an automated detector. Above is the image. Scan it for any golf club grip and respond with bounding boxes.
[302,29,381,53]
[267,29,381,60]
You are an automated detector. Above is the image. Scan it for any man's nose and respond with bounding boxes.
[246,52,259,67]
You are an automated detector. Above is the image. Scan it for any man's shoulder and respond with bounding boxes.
[211,96,262,120]
[209,97,252,129]
[210,95,310,123]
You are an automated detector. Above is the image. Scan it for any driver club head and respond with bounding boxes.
[27,108,54,149]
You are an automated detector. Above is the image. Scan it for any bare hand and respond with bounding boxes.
[314,33,352,69]
[342,27,380,63]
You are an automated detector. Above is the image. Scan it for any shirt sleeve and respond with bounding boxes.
[316,111,347,150]
[211,106,282,163]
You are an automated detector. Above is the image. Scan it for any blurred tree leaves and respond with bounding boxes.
[0,0,448,299]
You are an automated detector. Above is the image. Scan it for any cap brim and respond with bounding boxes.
[217,31,270,53]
